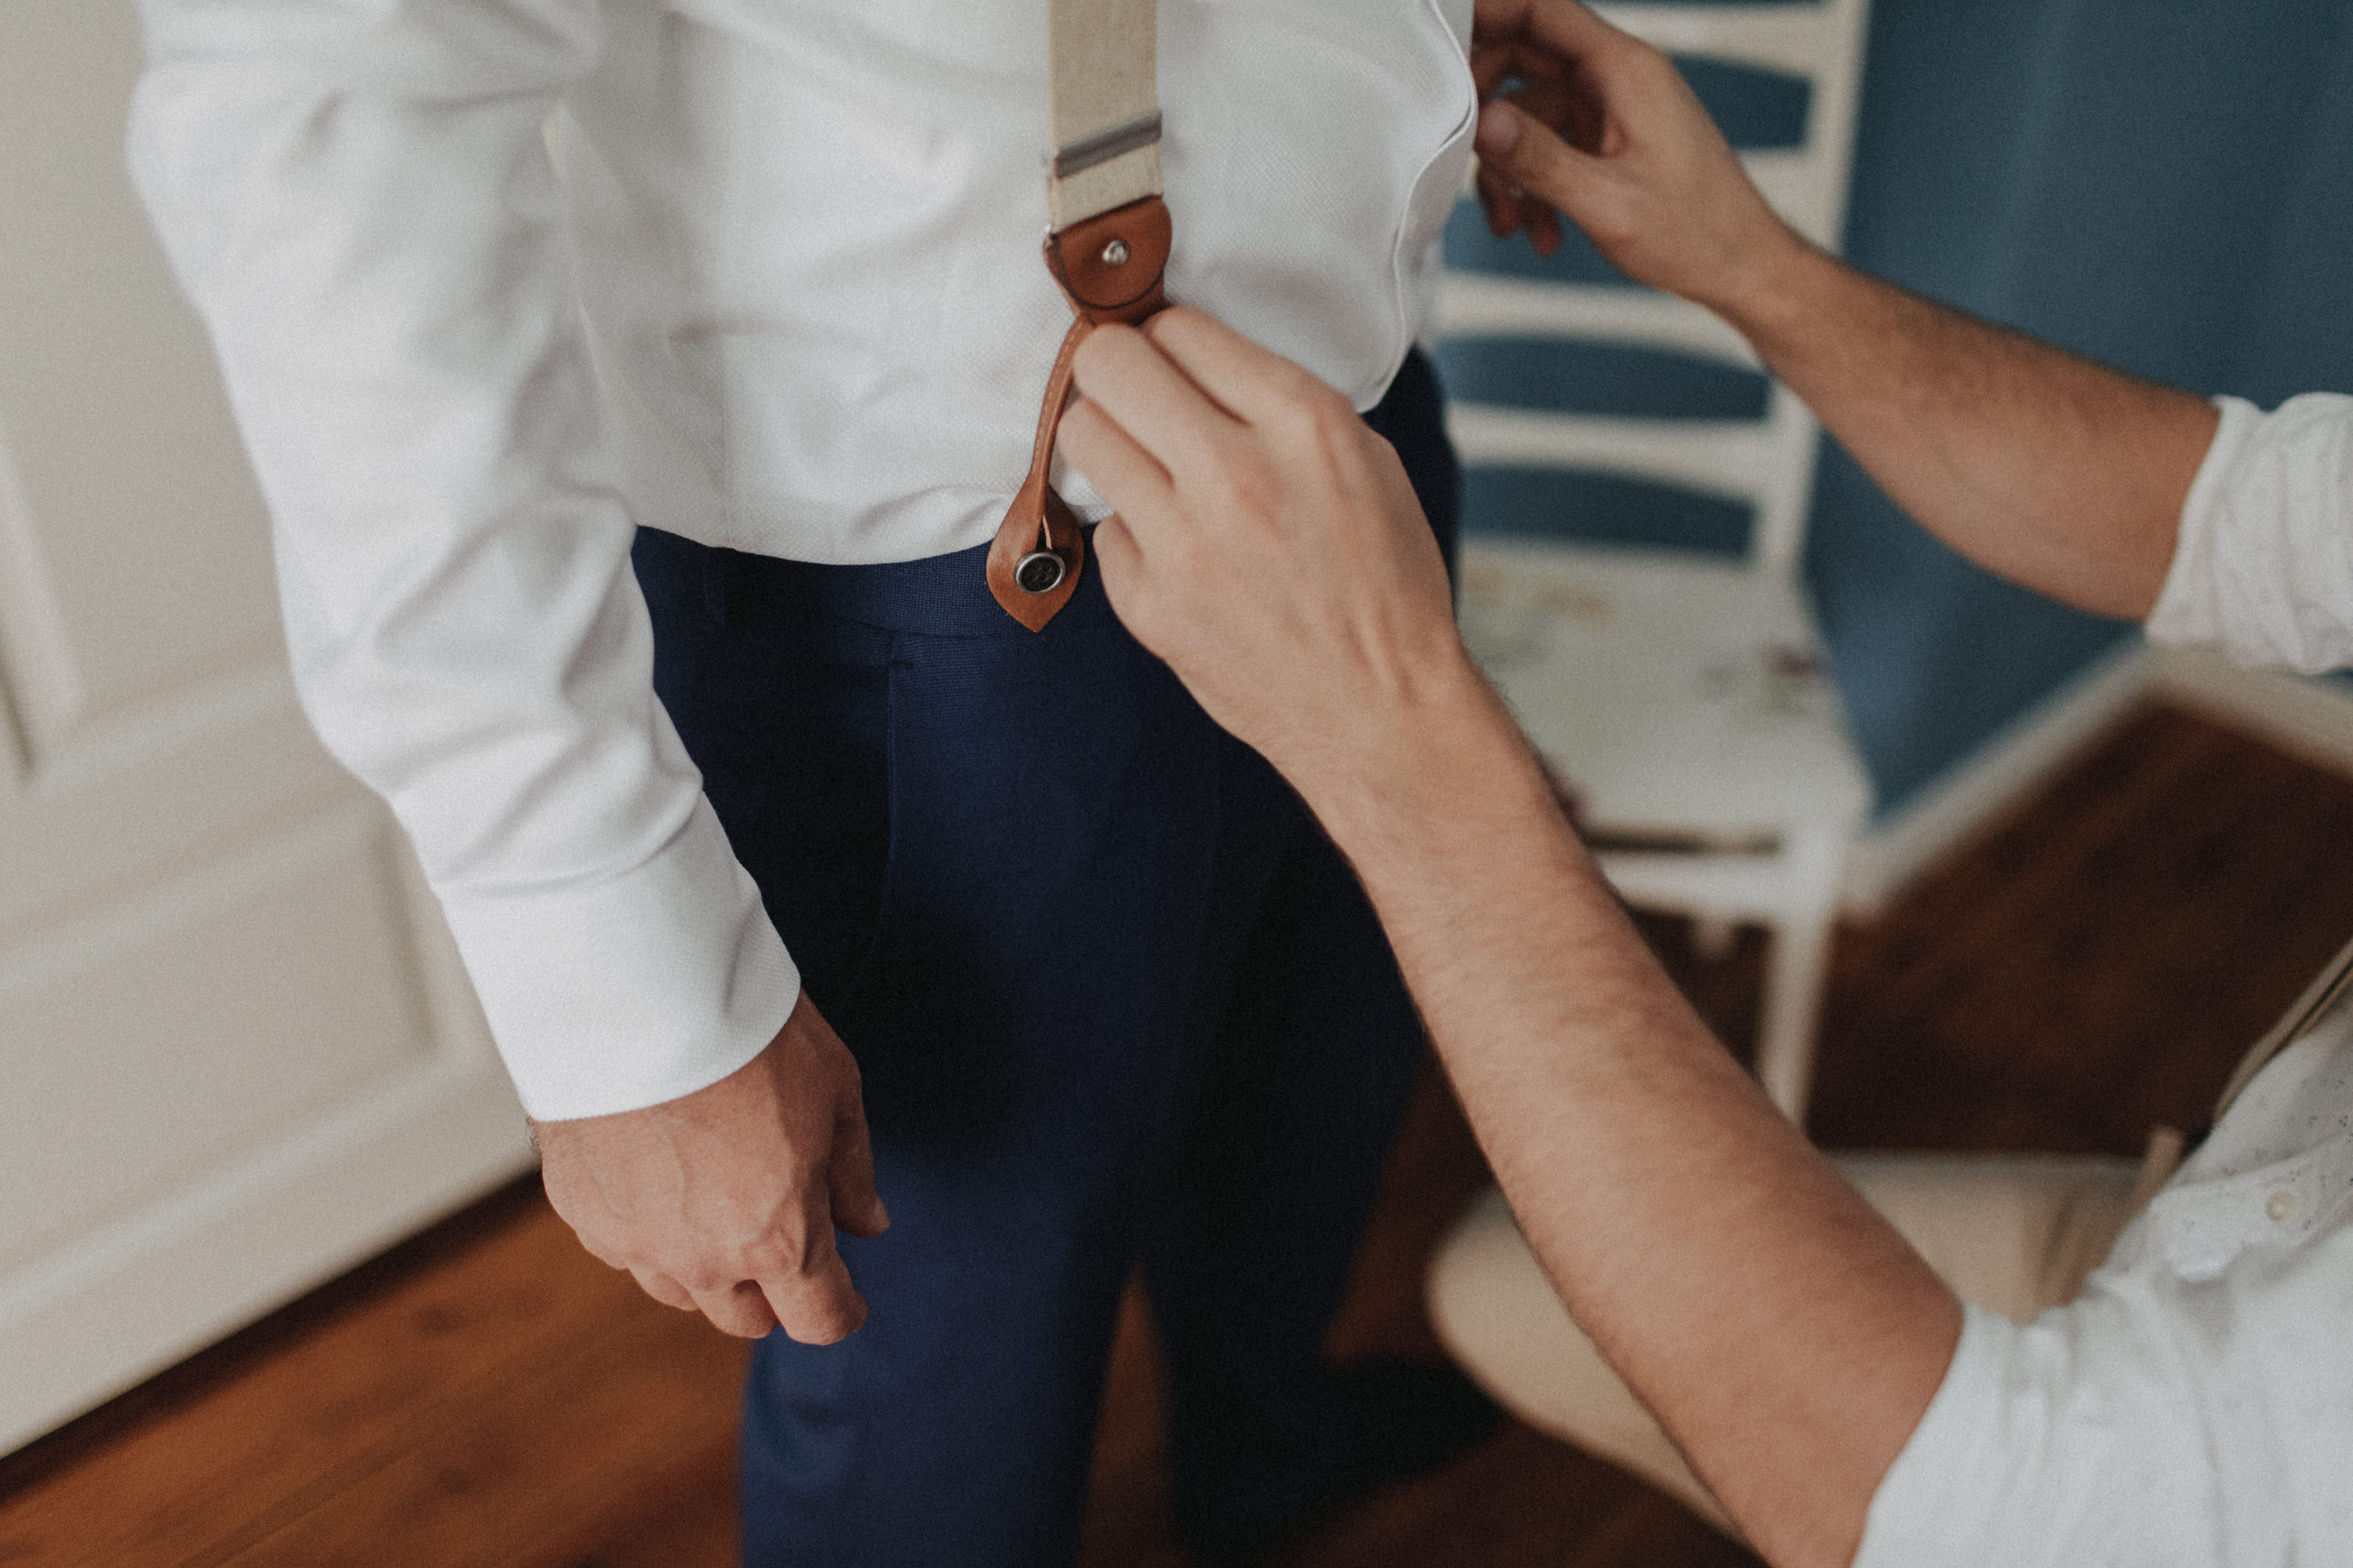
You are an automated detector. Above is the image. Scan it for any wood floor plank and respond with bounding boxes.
[0,1191,645,1568]
[558,1451,740,1568]
[1810,706,2353,1156]
[9,702,2351,1568]
[213,1302,742,1568]
[1556,1488,1754,1568]
[1306,1428,1648,1568]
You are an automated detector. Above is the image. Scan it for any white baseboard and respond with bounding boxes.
[1838,638,2353,919]
[2147,645,2353,777]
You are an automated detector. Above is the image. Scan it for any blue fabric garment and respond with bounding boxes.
[633,351,1457,1566]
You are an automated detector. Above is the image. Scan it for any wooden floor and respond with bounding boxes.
[8,701,2353,1567]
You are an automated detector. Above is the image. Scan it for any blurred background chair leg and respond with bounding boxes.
[1690,913,1740,962]
[1754,824,1852,1122]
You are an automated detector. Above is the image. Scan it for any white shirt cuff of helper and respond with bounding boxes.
[436,792,801,1121]
[2146,392,2353,673]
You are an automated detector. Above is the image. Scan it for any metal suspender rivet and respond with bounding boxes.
[986,0,1171,630]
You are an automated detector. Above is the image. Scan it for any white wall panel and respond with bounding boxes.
[0,810,436,1279]
[0,2,534,1454]
[0,1,279,765]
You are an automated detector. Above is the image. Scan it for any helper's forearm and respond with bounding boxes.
[1311,675,1961,1568]
[1719,237,2216,621]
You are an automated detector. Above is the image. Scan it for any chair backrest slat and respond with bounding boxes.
[1444,0,1872,579]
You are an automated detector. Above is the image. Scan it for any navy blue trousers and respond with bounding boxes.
[632,350,1458,1567]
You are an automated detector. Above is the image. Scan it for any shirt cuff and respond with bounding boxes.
[435,794,801,1120]
[2145,391,2353,673]
[2144,395,2260,650]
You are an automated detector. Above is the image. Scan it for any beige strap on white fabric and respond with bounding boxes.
[1046,0,1162,227]
[2213,928,2353,1120]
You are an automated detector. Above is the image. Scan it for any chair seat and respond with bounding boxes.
[1459,540,1872,844]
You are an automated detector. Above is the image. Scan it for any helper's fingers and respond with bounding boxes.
[759,1225,869,1346]
[1473,0,1626,67]
[1474,100,1605,226]
[1136,307,1338,431]
[691,1278,785,1340]
[1089,511,1194,674]
[1528,203,1565,257]
[1477,156,1528,241]
[1512,77,1608,157]
[1058,395,1177,529]
[826,1085,891,1240]
[1069,321,1243,484]
[1089,511,1145,602]
[1470,36,1578,103]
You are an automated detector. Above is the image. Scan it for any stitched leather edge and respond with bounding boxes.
[987,195,1173,630]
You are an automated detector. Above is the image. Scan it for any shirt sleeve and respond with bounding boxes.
[127,0,799,1119]
[2146,392,2353,675]
[1856,1212,2353,1568]
[1852,1300,2209,1568]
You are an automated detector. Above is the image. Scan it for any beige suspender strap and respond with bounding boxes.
[2212,928,2353,1122]
[987,0,1171,630]
[1046,0,1164,229]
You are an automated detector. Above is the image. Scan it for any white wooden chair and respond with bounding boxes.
[1441,0,1874,1122]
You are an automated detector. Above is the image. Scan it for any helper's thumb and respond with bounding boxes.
[1475,100,1595,214]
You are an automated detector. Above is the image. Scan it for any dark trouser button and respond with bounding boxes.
[1015,551,1066,595]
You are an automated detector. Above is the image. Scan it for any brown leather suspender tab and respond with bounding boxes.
[1046,195,1171,324]
[983,204,1167,630]
[988,0,1166,630]
[986,197,1171,629]
[987,318,1095,631]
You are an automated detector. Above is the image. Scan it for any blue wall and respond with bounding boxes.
[1444,1,2353,815]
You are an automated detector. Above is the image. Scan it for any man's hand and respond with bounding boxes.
[534,991,889,1341]
[1060,309,1484,807]
[1468,0,1803,316]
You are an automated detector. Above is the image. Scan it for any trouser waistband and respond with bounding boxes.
[639,345,1448,641]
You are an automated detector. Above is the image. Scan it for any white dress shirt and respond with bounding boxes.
[1857,392,2353,1566]
[127,0,1478,1117]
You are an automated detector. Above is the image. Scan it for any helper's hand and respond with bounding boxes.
[534,991,889,1341]
[1062,308,1484,804]
[1469,0,1801,315]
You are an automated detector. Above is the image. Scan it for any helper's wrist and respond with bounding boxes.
[1297,649,1551,877]
[1703,220,1834,358]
